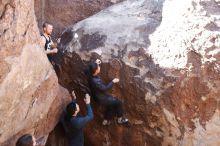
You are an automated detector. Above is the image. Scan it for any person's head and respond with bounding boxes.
[89,62,100,76]
[66,102,80,117]
[16,134,36,146]
[42,22,53,35]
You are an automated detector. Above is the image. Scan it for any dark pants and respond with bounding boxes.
[98,96,123,120]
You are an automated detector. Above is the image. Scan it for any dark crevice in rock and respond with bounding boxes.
[205,21,220,31]
[0,2,15,20]
[0,3,15,36]
[200,0,220,15]
[80,32,107,51]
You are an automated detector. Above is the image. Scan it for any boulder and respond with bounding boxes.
[55,0,220,145]
[0,0,71,145]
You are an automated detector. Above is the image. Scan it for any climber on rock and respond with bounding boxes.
[41,22,59,65]
[62,91,94,146]
[16,134,36,146]
[86,59,129,126]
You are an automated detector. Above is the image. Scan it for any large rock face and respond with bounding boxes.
[34,0,121,38]
[55,0,220,145]
[0,0,71,145]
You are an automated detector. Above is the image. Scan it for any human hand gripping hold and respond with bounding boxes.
[95,59,102,65]
[56,38,61,44]
[112,78,120,83]
[50,42,58,53]
[72,90,77,100]
[84,94,91,104]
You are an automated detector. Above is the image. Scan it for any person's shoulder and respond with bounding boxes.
[92,76,102,85]
[41,35,46,40]
[70,116,78,121]
[40,35,46,43]
[41,34,45,38]
[91,76,100,81]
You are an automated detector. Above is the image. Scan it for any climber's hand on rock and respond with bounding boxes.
[84,94,91,104]
[74,33,79,39]
[56,38,61,44]
[72,90,77,100]
[96,59,101,65]
[53,48,58,53]
[113,78,120,83]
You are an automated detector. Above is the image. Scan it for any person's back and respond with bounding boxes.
[89,75,113,98]
[62,93,93,146]
[86,61,114,101]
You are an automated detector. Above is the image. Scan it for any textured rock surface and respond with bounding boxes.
[0,0,71,145]
[55,0,220,145]
[34,0,122,38]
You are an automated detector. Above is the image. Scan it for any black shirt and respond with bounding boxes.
[42,34,53,51]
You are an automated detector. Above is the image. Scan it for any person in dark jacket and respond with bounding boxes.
[62,91,93,146]
[87,59,128,125]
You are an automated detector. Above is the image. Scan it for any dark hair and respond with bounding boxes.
[42,22,51,28]
[16,134,34,146]
[66,102,77,118]
[88,62,99,76]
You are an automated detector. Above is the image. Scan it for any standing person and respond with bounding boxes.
[16,134,36,146]
[62,91,94,146]
[87,59,128,125]
[41,22,59,64]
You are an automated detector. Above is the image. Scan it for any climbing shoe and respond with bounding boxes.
[102,119,111,126]
[117,117,129,124]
